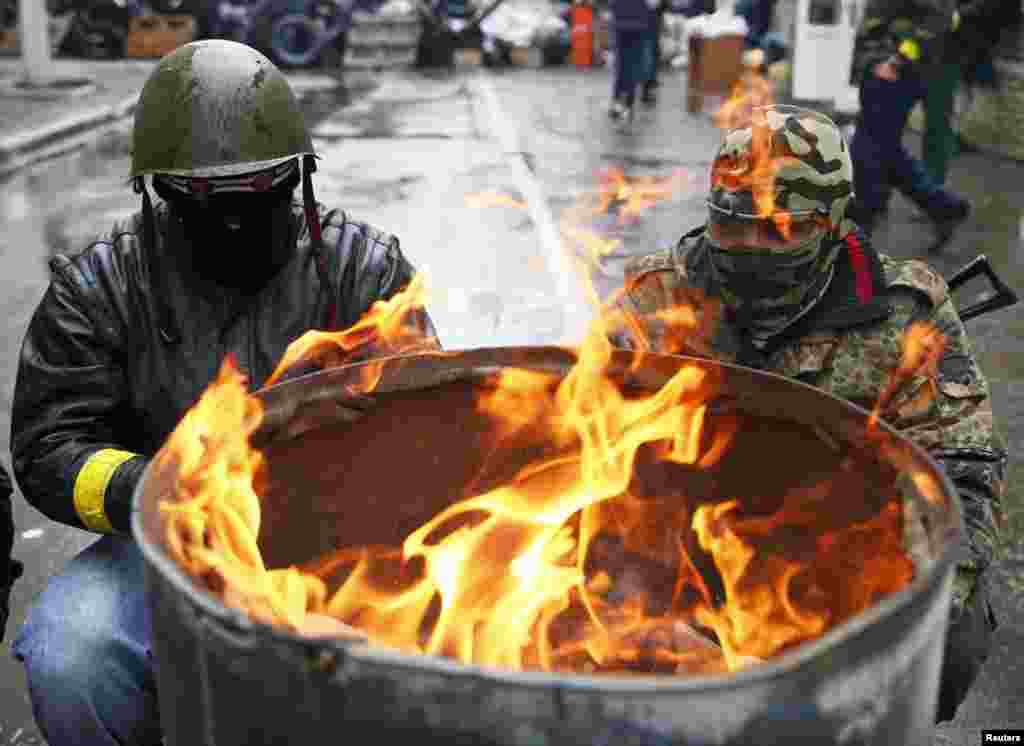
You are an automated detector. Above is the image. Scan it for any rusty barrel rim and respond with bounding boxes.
[132,345,962,694]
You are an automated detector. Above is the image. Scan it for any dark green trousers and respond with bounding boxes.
[923,61,962,185]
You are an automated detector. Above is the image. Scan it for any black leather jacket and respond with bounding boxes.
[11,201,437,535]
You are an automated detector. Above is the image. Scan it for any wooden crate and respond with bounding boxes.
[348,11,421,47]
[0,29,18,55]
[344,44,418,70]
[125,14,196,59]
[454,47,483,67]
[509,46,542,68]
[686,33,745,113]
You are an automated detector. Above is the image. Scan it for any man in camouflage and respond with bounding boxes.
[611,104,1005,722]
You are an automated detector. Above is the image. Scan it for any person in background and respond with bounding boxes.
[9,40,436,746]
[846,0,972,251]
[610,105,1005,724]
[735,0,786,64]
[640,0,668,105]
[922,0,1006,181]
[608,0,660,123]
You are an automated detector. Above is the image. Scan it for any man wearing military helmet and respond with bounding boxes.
[9,40,436,745]
[612,104,1006,723]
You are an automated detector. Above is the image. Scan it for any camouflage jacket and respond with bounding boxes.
[612,227,1007,612]
[850,0,958,85]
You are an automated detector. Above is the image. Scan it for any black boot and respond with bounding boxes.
[928,198,971,254]
[608,96,634,124]
[641,81,659,105]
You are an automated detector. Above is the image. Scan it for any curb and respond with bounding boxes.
[0,92,140,176]
[0,73,343,177]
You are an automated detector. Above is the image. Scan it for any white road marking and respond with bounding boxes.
[469,73,592,344]
[21,528,43,540]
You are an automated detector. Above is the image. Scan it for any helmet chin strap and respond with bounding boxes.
[302,154,337,330]
[134,176,182,345]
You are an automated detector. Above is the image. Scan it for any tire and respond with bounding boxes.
[148,0,198,13]
[0,0,16,30]
[270,13,321,67]
[64,14,125,59]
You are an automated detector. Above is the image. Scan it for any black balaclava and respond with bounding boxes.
[152,162,301,295]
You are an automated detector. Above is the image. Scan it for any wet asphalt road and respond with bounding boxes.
[0,64,1021,744]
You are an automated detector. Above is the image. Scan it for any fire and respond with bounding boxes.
[466,167,693,269]
[711,60,796,238]
[465,191,528,210]
[157,358,327,629]
[158,276,436,628]
[593,166,688,226]
[264,273,437,389]
[869,321,948,428]
[158,273,919,677]
[713,59,776,132]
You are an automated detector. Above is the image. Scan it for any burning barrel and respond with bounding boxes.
[133,346,961,746]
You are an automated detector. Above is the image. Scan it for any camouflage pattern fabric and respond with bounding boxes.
[710,106,854,229]
[706,106,856,344]
[612,245,1007,620]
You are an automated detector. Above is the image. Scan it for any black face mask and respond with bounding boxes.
[707,244,821,302]
[154,178,299,294]
[705,230,839,343]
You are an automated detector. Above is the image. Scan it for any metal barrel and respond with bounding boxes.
[134,347,961,746]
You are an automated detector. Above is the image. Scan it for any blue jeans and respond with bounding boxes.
[613,28,655,105]
[12,536,161,746]
[850,69,967,225]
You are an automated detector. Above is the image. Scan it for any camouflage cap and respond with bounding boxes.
[709,105,855,231]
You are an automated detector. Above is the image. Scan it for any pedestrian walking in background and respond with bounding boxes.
[922,0,1003,186]
[846,0,972,251]
[640,0,668,105]
[735,0,786,64]
[608,0,660,123]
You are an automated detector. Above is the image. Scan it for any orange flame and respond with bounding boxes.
[467,167,694,271]
[594,167,689,226]
[264,273,436,389]
[158,275,917,676]
[465,191,528,210]
[158,358,329,629]
[869,321,948,428]
[710,61,797,238]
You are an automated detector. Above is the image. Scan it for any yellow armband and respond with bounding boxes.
[898,39,921,62]
[74,449,138,533]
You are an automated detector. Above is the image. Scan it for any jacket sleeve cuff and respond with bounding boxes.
[72,450,148,535]
[106,456,149,535]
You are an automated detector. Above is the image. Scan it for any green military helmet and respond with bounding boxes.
[709,104,854,232]
[130,39,315,179]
